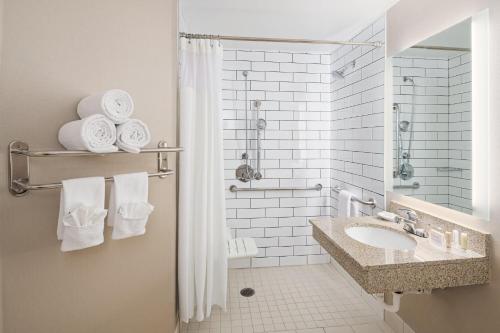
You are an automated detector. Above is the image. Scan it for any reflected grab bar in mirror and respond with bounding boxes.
[393,181,420,190]
[331,185,377,208]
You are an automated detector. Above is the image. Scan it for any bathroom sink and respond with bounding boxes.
[345,225,417,251]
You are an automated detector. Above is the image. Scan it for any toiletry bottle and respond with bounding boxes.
[445,231,452,249]
[460,232,468,251]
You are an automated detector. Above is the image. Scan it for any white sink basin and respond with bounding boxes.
[345,225,417,251]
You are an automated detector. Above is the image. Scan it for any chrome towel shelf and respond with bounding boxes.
[331,185,377,208]
[229,184,322,192]
[8,140,183,196]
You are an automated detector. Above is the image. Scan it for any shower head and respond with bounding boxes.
[399,120,410,132]
[253,100,262,108]
[332,60,356,80]
[332,70,345,80]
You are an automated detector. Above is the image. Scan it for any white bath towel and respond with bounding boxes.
[116,119,151,153]
[338,190,360,218]
[57,177,107,252]
[108,172,154,240]
[77,89,134,124]
[58,114,118,153]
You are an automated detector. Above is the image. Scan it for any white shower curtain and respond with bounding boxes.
[178,38,228,323]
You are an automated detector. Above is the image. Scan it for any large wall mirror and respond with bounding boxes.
[390,18,477,215]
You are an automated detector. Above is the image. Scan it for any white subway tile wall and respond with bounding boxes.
[392,52,471,214]
[223,49,332,268]
[330,17,386,217]
[448,53,472,214]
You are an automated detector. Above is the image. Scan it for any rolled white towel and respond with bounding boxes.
[116,119,151,153]
[77,89,134,124]
[58,114,118,153]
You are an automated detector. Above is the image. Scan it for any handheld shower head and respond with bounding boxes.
[399,120,410,132]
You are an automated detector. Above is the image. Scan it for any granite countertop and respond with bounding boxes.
[310,216,490,293]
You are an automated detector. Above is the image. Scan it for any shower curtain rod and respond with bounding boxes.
[410,45,471,52]
[179,32,383,48]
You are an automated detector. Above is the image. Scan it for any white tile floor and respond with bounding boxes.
[181,264,394,333]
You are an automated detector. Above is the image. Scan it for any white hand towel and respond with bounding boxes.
[108,172,154,240]
[116,119,151,153]
[77,89,134,124]
[338,190,361,218]
[58,114,118,153]
[57,177,107,252]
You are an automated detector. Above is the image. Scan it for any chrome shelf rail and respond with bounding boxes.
[331,185,377,208]
[229,184,322,192]
[12,171,175,191]
[10,146,183,157]
[393,181,420,190]
[8,140,183,196]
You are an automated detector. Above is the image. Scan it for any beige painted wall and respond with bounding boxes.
[387,1,500,332]
[0,0,4,330]
[0,0,178,332]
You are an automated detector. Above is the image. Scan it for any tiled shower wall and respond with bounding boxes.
[222,49,332,268]
[392,52,472,214]
[393,56,450,206]
[448,53,472,214]
[330,17,386,217]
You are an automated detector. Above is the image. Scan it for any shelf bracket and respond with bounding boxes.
[9,141,30,196]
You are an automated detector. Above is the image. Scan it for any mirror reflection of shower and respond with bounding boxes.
[394,76,416,180]
[235,71,266,182]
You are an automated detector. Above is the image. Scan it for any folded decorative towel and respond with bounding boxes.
[77,89,134,124]
[58,114,118,153]
[108,172,154,240]
[116,119,151,153]
[338,189,360,217]
[57,177,107,252]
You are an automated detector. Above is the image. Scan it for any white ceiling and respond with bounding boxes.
[180,0,398,50]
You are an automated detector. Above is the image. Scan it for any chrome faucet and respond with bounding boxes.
[396,208,429,238]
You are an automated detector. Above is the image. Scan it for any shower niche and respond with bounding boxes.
[391,18,473,214]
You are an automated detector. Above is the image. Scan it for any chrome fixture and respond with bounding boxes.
[332,60,356,79]
[437,167,463,172]
[331,185,377,208]
[254,100,266,180]
[399,120,410,132]
[179,32,383,48]
[235,74,267,183]
[229,184,322,192]
[394,77,416,181]
[396,208,429,238]
[8,140,182,196]
[393,182,420,190]
[235,71,255,182]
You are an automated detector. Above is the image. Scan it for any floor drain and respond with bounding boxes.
[240,288,255,297]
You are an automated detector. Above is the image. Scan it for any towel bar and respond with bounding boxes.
[8,140,183,196]
[331,185,377,208]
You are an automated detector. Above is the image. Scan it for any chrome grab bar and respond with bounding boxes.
[331,185,377,208]
[393,181,420,190]
[437,167,463,172]
[229,184,322,192]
